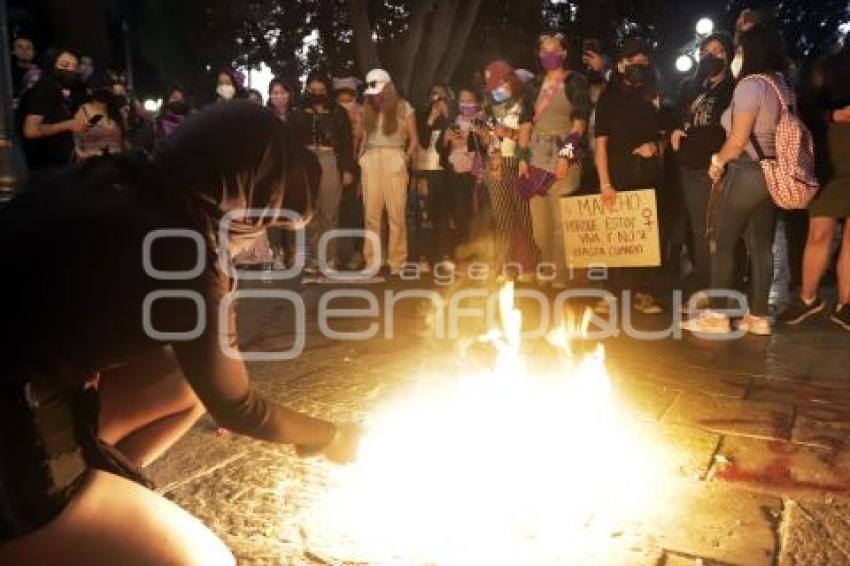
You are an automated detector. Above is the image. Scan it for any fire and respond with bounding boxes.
[298,283,668,564]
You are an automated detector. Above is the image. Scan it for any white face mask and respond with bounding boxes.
[730,53,743,79]
[217,84,236,100]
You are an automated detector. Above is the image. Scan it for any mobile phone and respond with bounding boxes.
[582,39,601,54]
[87,114,104,127]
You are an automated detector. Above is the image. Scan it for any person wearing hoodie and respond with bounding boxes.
[0,102,356,564]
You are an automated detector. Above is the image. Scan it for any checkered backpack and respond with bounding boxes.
[742,74,820,209]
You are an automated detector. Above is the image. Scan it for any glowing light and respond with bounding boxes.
[143,98,161,113]
[676,55,695,73]
[298,283,672,563]
[696,17,714,36]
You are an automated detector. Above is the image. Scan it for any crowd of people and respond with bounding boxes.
[9,6,850,337]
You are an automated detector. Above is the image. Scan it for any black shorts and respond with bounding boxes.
[0,380,154,542]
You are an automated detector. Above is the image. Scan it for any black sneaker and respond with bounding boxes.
[831,304,850,332]
[778,295,825,325]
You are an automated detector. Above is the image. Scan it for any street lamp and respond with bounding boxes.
[695,17,714,36]
[0,0,27,202]
[675,54,695,74]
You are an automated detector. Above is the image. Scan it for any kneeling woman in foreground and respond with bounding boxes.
[0,101,358,565]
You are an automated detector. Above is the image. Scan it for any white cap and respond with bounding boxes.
[364,68,391,95]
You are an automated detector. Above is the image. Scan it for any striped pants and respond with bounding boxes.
[485,157,538,269]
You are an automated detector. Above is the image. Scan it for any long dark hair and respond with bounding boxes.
[267,78,294,112]
[739,25,788,79]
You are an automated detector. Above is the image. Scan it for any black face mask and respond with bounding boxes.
[54,68,79,88]
[167,100,189,116]
[623,64,651,86]
[698,55,725,78]
[306,92,328,106]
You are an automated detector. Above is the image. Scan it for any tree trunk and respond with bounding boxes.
[348,0,380,75]
[434,0,483,83]
[409,0,459,105]
[396,0,433,96]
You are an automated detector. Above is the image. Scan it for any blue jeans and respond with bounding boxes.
[710,156,777,316]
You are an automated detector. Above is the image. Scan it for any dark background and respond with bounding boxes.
[7,0,849,105]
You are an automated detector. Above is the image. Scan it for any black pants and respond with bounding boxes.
[710,157,777,316]
[443,171,475,257]
[680,166,712,293]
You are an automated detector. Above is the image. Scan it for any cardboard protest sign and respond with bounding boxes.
[560,188,661,268]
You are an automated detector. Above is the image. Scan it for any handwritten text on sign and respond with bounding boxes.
[560,188,660,268]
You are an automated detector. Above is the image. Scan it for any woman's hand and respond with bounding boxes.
[321,423,363,464]
[66,118,89,134]
[518,159,530,179]
[708,163,725,182]
[342,171,354,186]
[632,142,658,159]
[601,185,618,209]
[670,129,687,152]
[295,422,362,464]
[582,50,607,73]
[555,157,570,180]
[833,106,850,123]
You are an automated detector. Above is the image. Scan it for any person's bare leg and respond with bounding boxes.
[0,470,234,565]
[800,217,836,301]
[98,346,206,467]
[838,221,850,305]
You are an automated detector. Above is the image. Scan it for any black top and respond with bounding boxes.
[595,82,660,154]
[674,75,734,169]
[287,104,355,176]
[0,102,320,444]
[20,78,76,170]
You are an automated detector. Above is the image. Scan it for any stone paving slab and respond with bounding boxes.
[779,499,850,565]
[710,436,850,500]
[662,392,794,440]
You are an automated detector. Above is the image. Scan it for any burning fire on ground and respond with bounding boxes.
[298,283,672,564]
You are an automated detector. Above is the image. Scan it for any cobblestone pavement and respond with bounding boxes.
[147,277,850,565]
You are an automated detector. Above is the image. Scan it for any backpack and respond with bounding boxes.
[741,74,819,209]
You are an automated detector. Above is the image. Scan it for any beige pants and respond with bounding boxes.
[360,148,409,270]
[528,163,581,282]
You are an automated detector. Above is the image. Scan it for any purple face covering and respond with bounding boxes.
[459,103,478,117]
[367,94,384,111]
[540,52,565,71]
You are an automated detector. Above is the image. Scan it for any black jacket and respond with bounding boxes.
[288,103,355,176]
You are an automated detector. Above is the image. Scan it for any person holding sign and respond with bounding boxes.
[593,38,665,314]
[519,33,592,288]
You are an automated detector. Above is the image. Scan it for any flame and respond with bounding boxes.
[298,283,668,564]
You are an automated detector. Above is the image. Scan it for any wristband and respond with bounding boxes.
[515,147,532,163]
[557,132,585,163]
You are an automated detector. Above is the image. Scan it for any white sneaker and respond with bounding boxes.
[680,292,710,314]
[516,272,535,285]
[735,312,773,336]
[681,310,731,334]
[633,292,664,314]
[593,297,616,315]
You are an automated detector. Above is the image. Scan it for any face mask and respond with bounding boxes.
[306,92,328,106]
[339,100,355,111]
[367,94,383,110]
[623,63,650,86]
[491,86,510,103]
[698,55,726,78]
[54,68,78,88]
[730,54,743,78]
[217,84,235,100]
[459,102,478,117]
[540,52,565,71]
